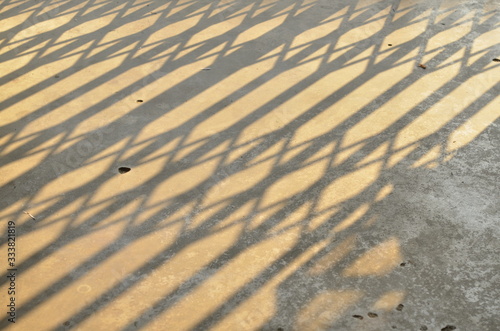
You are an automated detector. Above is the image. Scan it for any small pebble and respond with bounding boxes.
[118,167,131,174]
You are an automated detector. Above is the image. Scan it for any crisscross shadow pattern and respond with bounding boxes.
[0,0,499,330]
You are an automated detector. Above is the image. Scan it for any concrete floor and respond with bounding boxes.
[1,0,499,330]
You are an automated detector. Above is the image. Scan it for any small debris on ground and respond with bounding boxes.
[23,211,36,220]
[367,312,378,318]
[400,262,406,267]
[136,99,143,103]
[352,315,363,320]
[202,68,211,70]
[418,64,427,69]
[420,326,428,331]
[493,58,500,62]
[441,326,456,331]
[118,167,131,174]
[388,43,393,46]
[396,304,404,311]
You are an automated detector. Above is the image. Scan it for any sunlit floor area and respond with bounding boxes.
[1,0,499,330]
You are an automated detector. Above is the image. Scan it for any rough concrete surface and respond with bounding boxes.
[0,0,499,330]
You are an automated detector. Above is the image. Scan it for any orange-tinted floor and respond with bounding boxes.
[1,0,499,330]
